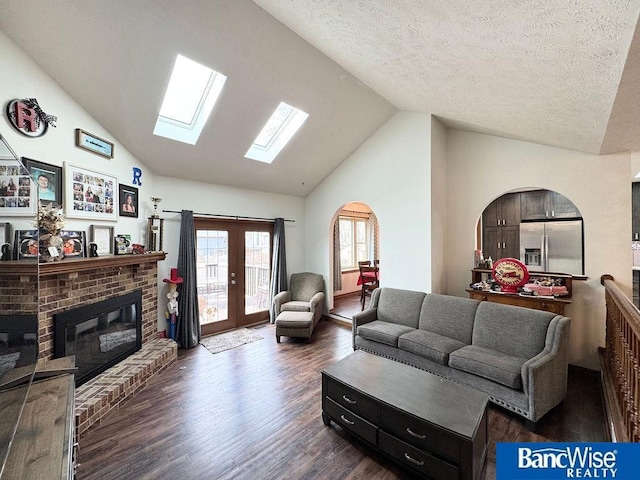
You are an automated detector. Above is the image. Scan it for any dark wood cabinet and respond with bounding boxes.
[482,193,520,262]
[482,225,519,262]
[483,193,520,227]
[520,190,580,220]
[632,183,640,241]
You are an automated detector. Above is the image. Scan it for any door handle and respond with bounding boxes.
[231,280,237,285]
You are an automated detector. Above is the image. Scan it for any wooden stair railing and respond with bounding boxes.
[599,274,640,442]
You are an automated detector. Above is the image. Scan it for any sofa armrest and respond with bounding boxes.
[521,316,571,422]
[351,308,378,350]
[272,291,291,317]
[309,292,325,325]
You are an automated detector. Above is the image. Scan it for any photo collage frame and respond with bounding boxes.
[0,159,34,215]
[65,162,117,221]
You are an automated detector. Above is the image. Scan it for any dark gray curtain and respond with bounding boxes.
[269,217,287,323]
[176,210,200,348]
[333,220,342,291]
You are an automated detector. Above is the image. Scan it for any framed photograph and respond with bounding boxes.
[64,162,117,221]
[114,234,131,255]
[22,157,63,206]
[60,230,86,258]
[90,225,114,255]
[75,128,114,158]
[118,184,138,218]
[0,159,35,216]
[14,229,38,260]
[0,222,9,244]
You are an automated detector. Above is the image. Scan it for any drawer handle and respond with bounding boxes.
[340,415,355,425]
[406,427,425,439]
[342,395,356,405]
[404,453,425,466]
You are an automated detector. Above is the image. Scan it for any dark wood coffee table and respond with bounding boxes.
[322,351,488,480]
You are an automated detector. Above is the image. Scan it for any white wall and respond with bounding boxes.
[445,129,631,370]
[305,111,433,308]
[155,175,305,329]
[430,117,448,294]
[0,30,154,237]
[0,30,306,333]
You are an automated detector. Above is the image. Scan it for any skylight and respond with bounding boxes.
[245,102,309,163]
[153,54,227,145]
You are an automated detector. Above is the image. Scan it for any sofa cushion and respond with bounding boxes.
[274,311,314,328]
[398,330,467,365]
[418,294,479,344]
[376,288,426,329]
[357,320,415,347]
[281,301,311,312]
[449,345,528,389]
[472,301,556,359]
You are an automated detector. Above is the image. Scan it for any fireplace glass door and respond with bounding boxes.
[195,219,272,336]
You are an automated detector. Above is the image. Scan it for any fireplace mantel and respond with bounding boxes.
[1,252,166,277]
[39,252,166,276]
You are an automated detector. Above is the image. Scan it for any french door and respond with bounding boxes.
[195,219,272,336]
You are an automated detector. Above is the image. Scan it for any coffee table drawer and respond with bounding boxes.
[379,430,459,480]
[379,404,460,463]
[324,397,378,445]
[326,377,379,422]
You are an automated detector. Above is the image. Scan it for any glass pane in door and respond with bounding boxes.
[244,231,271,314]
[196,230,228,324]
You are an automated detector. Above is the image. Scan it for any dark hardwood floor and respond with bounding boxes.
[331,292,366,319]
[77,320,607,480]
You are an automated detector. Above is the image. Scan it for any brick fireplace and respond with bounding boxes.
[38,254,165,359]
[38,253,177,438]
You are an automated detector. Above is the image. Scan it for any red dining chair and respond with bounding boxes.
[359,265,379,310]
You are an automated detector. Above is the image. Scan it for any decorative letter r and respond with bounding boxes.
[132,167,142,186]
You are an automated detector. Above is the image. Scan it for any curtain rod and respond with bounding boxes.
[340,209,372,215]
[162,210,295,223]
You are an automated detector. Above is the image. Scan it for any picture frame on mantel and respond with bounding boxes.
[60,230,86,259]
[114,234,131,255]
[90,225,114,255]
[0,222,10,244]
[64,162,117,221]
[14,229,38,260]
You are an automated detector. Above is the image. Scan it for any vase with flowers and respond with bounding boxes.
[36,202,65,262]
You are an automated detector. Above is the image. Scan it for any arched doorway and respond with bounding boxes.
[329,202,379,319]
[475,188,584,275]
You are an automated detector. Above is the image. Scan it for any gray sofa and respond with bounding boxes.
[352,287,571,424]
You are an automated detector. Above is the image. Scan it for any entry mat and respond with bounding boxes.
[200,328,264,355]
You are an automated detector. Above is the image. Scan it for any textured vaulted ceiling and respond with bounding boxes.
[253,0,640,155]
[2,1,640,198]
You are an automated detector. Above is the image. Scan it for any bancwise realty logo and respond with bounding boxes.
[497,443,639,479]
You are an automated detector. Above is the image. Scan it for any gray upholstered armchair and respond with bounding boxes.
[273,272,325,326]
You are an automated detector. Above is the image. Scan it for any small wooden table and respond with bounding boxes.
[322,351,488,480]
[466,288,570,315]
[468,268,575,315]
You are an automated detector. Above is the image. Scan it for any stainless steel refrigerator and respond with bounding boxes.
[519,220,583,275]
